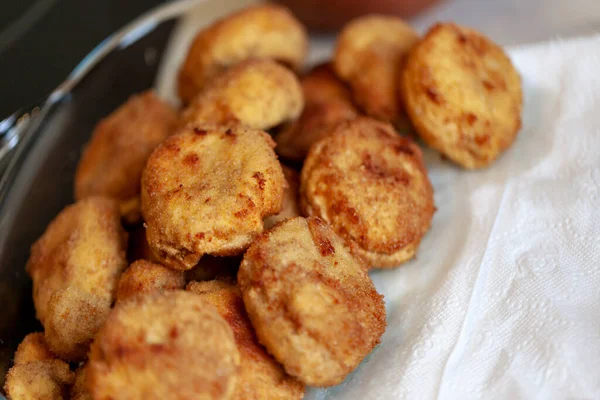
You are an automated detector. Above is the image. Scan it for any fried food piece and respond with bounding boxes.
[180,60,303,131]
[275,64,357,162]
[334,15,419,123]
[87,291,240,400]
[178,4,308,104]
[26,197,128,360]
[188,280,305,399]
[115,260,185,302]
[264,166,301,229]
[185,255,241,283]
[238,216,386,386]
[141,124,285,270]
[300,117,434,268]
[4,360,74,400]
[71,366,92,400]
[14,333,55,365]
[401,22,522,168]
[74,91,179,223]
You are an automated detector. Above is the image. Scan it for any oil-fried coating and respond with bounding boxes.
[3,360,74,400]
[141,124,285,270]
[334,15,419,123]
[238,217,386,386]
[26,197,128,360]
[180,60,303,131]
[401,22,522,168]
[14,333,55,365]
[115,260,185,302]
[74,91,179,223]
[87,291,240,400]
[275,64,357,162]
[300,117,434,268]
[71,366,92,400]
[264,166,301,229]
[178,4,308,104]
[188,280,305,399]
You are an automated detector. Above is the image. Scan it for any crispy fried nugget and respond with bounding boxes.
[26,197,128,360]
[264,166,301,229]
[238,217,386,386]
[141,124,285,270]
[188,280,305,399]
[71,366,92,400]
[14,333,55,365]
[180,60,303,131]
[178,4,308,104]
[300,117,434,268]
[401,23,522,168]
[74,91,179,223]
[275,64,357,162]
[87,291,240,400]
[334,15,419,123]
[4,360,74,400]
[115,260,185,302]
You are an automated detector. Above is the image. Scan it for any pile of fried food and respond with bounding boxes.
[3,3,522,399]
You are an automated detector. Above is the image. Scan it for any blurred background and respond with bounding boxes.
[1,0,600,118]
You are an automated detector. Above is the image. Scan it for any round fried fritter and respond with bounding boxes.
[180,60,303,131]
[334,15,419,123]
[4,360,74,400]
[275,64,357,162]
[264,166,301,229]
[178,4,308,104]
[71,366,92,400]
[141,124,285,270]
[26,197,128,360]
[188,280,305,399]
[74,91,178,223]
[115,260,185,302]
[238,216,386,386]
[300,117,434,268]
[14,333,55,365]
[87,291,240,400]
[401,22,522,168]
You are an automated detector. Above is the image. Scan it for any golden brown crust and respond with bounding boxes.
[4,360,74,400]
[275,63,357,162]
[71,366,92,400]
[238,216,386,386]
[334,15,419,123]
[178,4,308,104]
[74,91,178,223]
[115,260,185,302]
[14,333,56,365]
[87,291,240,400]
[401,22,522,168]
[188,280,305,399]
[264,166,301,229]
[141,124,285,270]
[300,117,434,268]
[181,60,303,131]
[26,197,128,360]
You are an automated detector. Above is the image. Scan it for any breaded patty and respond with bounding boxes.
[71,366,92,400]
[178,4,307,104]
[401,22,522,168]
[275,64,357,162]
[74,91,178,223]
[180,60,303,131]
[334,15,419,123]
[300,117,434,268]
[115,260,185,302]
[26,197,128,360]
[13,333,55,365]
[264,166,301,229]
[188,280,305,399]
[141,124,285,270]
[87,291,240,400]
[4,360,74,400]
[238,217,386,386]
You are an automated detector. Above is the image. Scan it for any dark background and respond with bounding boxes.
[0,0,167,119]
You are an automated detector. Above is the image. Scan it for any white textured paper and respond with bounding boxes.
[157,6,600,397]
